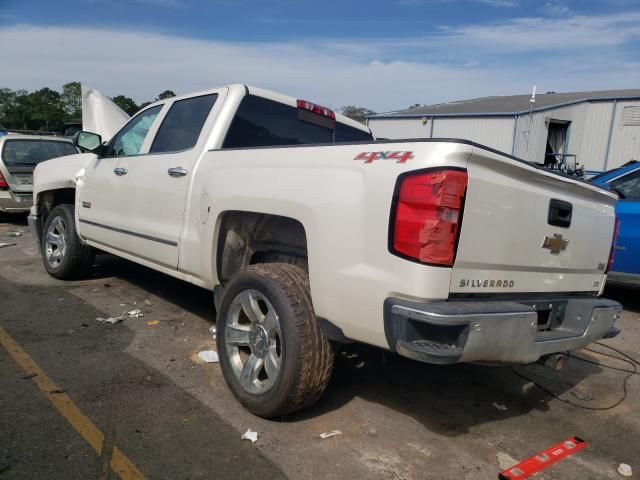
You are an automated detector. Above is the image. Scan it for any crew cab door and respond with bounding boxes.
[78,105,164,251]
[607,167,640,274]
[105,91,222,268]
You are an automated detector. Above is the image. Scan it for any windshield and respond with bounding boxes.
[2,140,77,166]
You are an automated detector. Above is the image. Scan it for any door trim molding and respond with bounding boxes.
[79,218,178,247]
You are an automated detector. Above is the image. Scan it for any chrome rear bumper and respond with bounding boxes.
[384,297,621,365]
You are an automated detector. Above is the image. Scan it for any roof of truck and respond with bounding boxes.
[141,84,371,134]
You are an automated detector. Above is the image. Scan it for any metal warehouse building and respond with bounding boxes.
[367,89,640,172]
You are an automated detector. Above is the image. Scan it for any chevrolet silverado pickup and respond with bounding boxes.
[29,84,621,418]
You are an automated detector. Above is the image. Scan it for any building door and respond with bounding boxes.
[545,121,570,167]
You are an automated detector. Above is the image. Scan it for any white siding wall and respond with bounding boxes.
[607,100,640,168]
[368,118,428,139]
[574,102,615,170]
[431,117,514,153]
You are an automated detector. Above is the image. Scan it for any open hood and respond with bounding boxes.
[81,84,130,142]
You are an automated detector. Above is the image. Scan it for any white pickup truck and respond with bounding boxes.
[29,84,621,418]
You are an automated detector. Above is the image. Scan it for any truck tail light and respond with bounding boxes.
[391,169,468,266]
[606,217,620,274]
[297,99,336,120]
[0,170,8,188]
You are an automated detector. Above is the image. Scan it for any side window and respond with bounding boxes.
[107,106,162,157]
[150,94,218,153]
[610,170,640,200]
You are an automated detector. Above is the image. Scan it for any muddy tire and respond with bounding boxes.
[217,263,334,418]
[41,204,94,279]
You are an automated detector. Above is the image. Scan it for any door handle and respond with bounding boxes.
[113,167,128,176]
[168,167,188,177]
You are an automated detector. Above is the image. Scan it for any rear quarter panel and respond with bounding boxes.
[181,141,473,348]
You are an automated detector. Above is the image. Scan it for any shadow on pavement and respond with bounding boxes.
[89,254,215,320]
[290,343,603,436]
[604,283,640,313]
[0,212,28,226]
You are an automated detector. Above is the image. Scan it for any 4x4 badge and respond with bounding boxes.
[354,151,414,164]
[542,234,569,254]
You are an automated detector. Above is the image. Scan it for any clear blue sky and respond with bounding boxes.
[1,0,638,110]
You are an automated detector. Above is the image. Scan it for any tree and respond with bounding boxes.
[138,101,152,109]
[112,95,139,116]
[0,88,30,129]
[156,90,176,100]
[340,105,375,124]
[27,88,65,131]
[60,81,81,119]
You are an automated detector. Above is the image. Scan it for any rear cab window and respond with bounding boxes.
[1,139,77,167]
[222,95,373,149]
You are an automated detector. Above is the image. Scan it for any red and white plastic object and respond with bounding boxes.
[499,437,587,480]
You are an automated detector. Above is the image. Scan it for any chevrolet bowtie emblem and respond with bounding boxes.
[542,234,569,254]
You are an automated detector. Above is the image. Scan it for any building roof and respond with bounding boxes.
[368,89,640,119]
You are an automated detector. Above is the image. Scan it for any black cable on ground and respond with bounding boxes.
[510,350,636,411]
[568,352,638,375]
[593,341,640,366]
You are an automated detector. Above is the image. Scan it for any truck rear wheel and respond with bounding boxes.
[217,263,334,418]
[41,204,94,279]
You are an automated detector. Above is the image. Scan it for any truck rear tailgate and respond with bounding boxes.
[451,147,617,294]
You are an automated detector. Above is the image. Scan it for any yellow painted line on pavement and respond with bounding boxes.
[0,325,145,480]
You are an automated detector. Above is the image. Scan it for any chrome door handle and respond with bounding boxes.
[168,167,188,177]
[113,167,128,176]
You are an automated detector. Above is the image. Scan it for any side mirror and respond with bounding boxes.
[73,131,105,154]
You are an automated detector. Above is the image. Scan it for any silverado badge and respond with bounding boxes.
[542,234,569,254]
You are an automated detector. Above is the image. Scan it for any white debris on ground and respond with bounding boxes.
[492,402,508,411]
[521,382,535,393]
[209,325,217,340]
[0,242,16,248]
[617,463,633,477]
[96,316,126,324]
[496,452,519,470]
[197,350,219,363]
[96,309,144,324]
[319,430,342,439]
[241,429,258,443]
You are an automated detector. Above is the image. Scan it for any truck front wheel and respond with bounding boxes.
[217,263,334,418]
[41,204,94,279]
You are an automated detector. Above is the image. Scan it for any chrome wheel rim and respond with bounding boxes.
[224,289,282,395]
[45,216,67,268]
